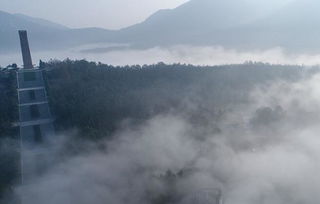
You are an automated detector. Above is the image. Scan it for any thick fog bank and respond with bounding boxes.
[3,45,320,67]
[12,71,320,204]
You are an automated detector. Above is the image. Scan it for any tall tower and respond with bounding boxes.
[18,31,33,69]
[17,30,55,187]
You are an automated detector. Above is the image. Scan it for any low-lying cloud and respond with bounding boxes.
[13,70,320,204]
[3,45,320,67]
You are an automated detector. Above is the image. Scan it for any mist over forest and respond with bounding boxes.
[1,60,320,203]
[2,0,320,203]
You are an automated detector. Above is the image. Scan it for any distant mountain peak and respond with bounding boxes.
[13,13,69,30]
[0,10,68,31]
[2,0,320,53]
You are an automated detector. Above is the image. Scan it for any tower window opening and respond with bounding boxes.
[28,90,36,100]
[33,125,43,144]
[30,105,40,118]
[23,72,36,81]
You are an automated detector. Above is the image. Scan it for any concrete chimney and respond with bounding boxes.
[18,30,33,69]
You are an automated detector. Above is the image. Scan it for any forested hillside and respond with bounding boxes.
[0,69,18,203]
[0,60,308,140]
[0,60,315,203]
[43,60,305,140]
[0,70,17,136]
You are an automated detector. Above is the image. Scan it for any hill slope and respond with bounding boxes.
[13,13,69,30]
[246,0,320,51]
[115,0,275,46]
[113,0,320,52]
[2,0,320,53]
[0,10,114,53]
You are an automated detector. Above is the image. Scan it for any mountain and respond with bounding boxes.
[234,0,320,52]
[114,0,276,46]
[13,13,69,30]
[0,10,114,54]
[111,0,320,52]
[2,0,320,54]
[1,0,284,52]
[0,10,62,32]
[259,0,320,30]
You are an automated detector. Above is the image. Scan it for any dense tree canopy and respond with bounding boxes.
[0,60,315,203]
[43,60,305,140]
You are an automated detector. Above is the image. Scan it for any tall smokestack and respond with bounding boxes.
[18,30,33,69]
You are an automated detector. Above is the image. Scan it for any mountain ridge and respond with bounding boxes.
[0,10,115,53]
[13,13,69,30]
[2,0,320,53]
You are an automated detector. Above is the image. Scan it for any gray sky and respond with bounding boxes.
[0,0,189,29]
[0,0,294,30]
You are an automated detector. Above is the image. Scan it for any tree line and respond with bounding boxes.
[0,59,312,203]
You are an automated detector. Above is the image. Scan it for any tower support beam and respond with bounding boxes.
[18,30,33,69]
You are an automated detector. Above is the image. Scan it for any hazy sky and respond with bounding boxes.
[0,0,295,30]
[0,0,189,29]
